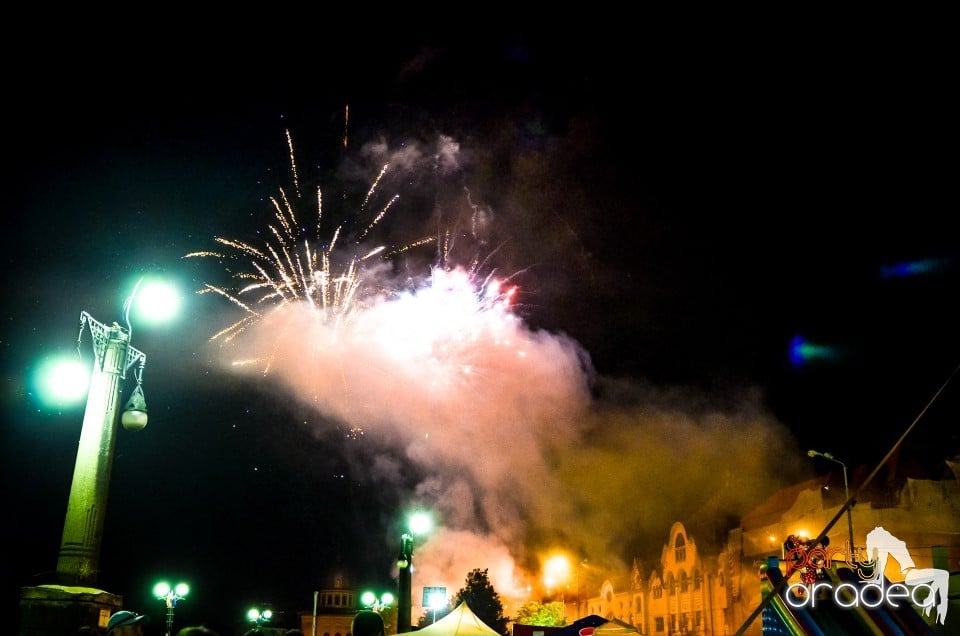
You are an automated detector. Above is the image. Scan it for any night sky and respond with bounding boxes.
[4,24,958,635]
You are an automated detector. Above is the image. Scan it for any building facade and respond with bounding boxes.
[573,459,960,635]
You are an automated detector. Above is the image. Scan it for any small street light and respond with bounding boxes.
[247,607,274,629]
[361,591,395,612]
[423,587,447,624]
[154,581,189,636]
[808,449,856,556]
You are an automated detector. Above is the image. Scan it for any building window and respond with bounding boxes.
[675,533,686,562]
[694,569,702,590]
[653,583,662,599]
[680,571,688,593]
[654,617,664,632]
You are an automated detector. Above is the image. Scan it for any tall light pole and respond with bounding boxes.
[397,512,432,634]
[807,449,855,556]
[154,581,189,636]
[18,278,179,635]
[56,279,155,585]
[397,533,414,634]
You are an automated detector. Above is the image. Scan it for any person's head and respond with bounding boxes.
[106,610,150,635]
[352,611,386,636]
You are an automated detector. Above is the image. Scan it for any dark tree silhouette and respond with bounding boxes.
[416,568,509,636]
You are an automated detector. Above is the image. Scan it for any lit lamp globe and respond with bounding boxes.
[121,385,148,431]
[119,277,180,432]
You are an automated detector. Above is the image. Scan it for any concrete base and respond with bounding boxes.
[18,585,122,636]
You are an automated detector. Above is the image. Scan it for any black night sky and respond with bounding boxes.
[3,21,958,635]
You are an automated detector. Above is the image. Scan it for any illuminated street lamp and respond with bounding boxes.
[54,277,178,586]
[424,587,446,624]
[247,607,274,629]
[154,581,189,636]
[17,279,179,635]
[361,591,395,612]
[397,511,432,633]
[808,449,855,556]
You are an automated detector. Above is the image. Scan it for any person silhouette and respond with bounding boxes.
[352,611,386,636]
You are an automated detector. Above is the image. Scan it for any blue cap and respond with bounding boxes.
[107,610,150,632]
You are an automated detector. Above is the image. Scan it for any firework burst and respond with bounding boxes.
[185,130,432,341]
[185,130,520,377]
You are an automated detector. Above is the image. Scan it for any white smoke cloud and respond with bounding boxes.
[203,130,805,613]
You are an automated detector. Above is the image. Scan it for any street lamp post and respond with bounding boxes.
[361,591,395,612]
[397,533,414,634]
[424,587,446,624]
[55,285,152,584]
[18,279,178,635]
[807,449,855,556]
[247,607,274,631]
[396,512,432,634]
[154,581,189,636]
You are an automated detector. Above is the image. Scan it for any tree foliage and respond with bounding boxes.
[513,601,566,626]
[418,568,510,636]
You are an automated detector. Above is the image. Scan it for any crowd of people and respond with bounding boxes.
[79,606,390,636]
[87,608,311,635]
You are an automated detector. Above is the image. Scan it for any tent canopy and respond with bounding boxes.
[397,602,500,636]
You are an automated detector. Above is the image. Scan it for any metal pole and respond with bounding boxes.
[841,463,855,557]
[807,450,855,558]
[165,604,174,636]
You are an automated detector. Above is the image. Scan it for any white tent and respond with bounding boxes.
[397,602,500,636]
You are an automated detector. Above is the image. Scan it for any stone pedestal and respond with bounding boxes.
[18,585,121,636]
